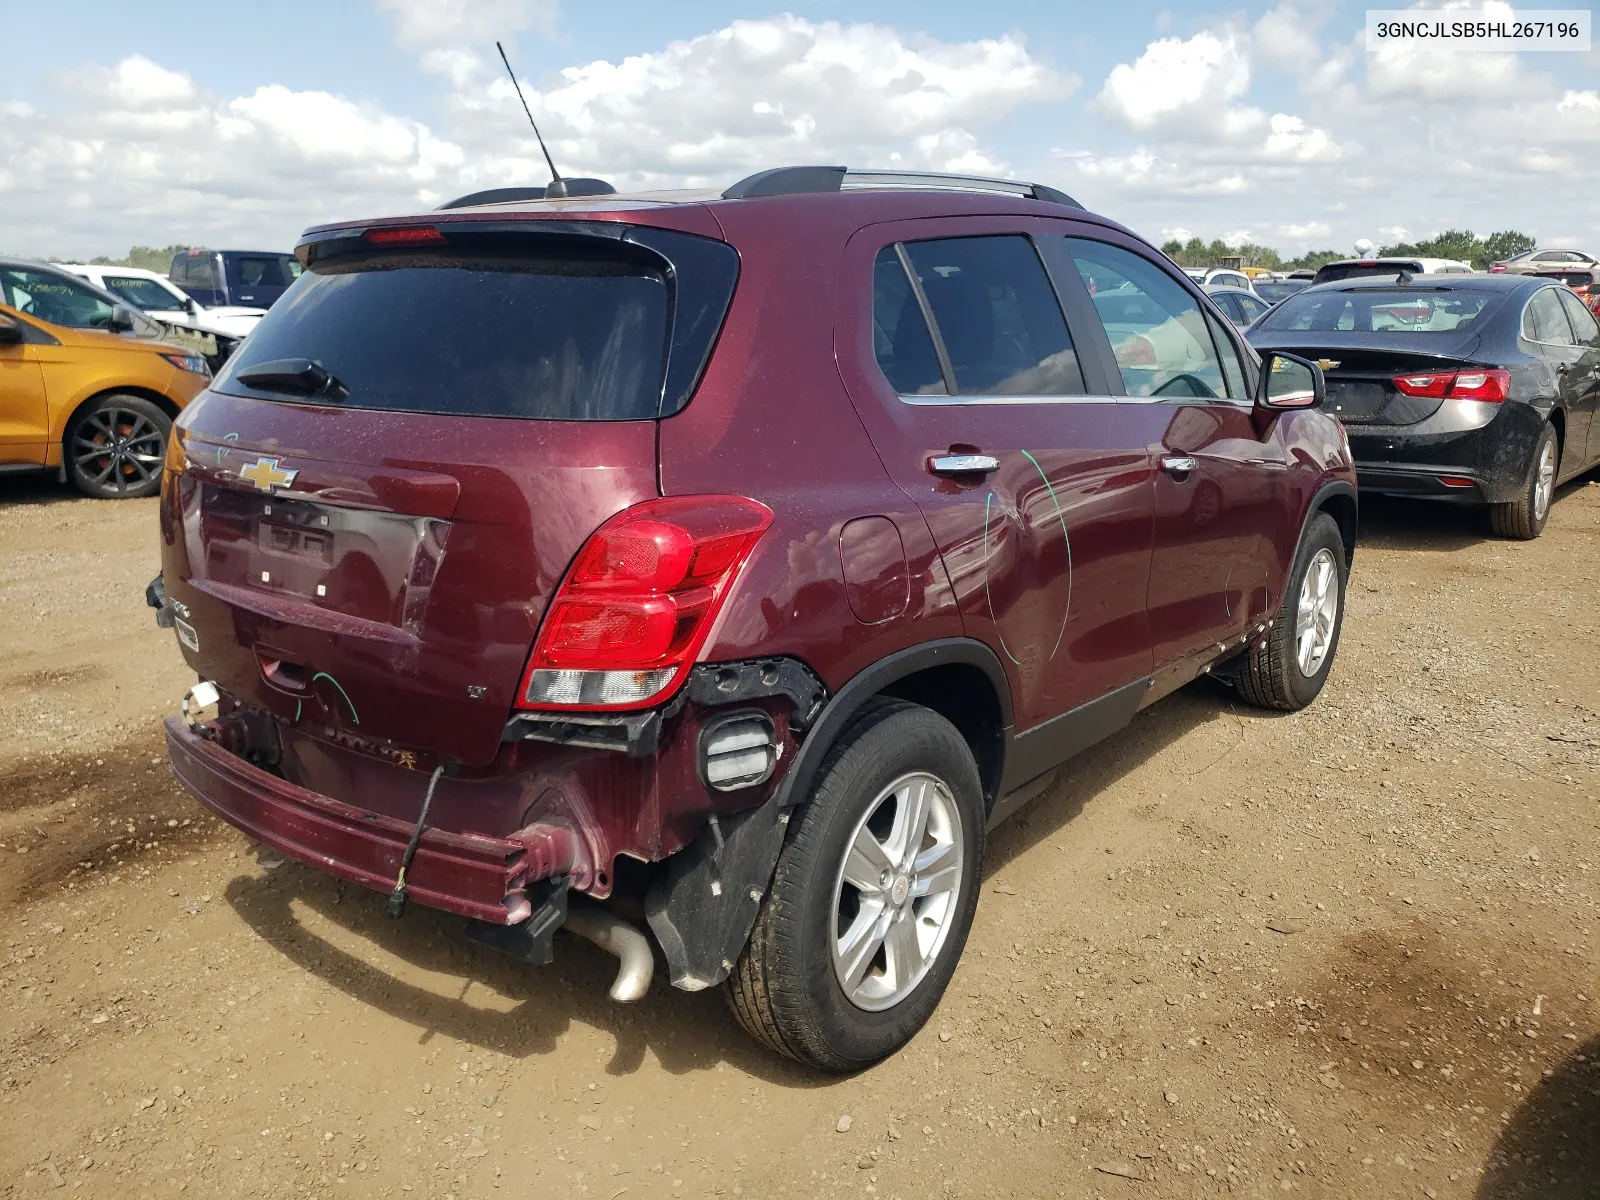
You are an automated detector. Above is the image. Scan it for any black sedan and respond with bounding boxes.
[1248,274,1600,538]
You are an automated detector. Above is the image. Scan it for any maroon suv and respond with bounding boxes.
[152,166,1355,1070]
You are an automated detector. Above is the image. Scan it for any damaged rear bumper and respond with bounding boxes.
[164,716,576,925]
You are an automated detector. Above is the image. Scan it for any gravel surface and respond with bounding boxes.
[1,471,1597,1199]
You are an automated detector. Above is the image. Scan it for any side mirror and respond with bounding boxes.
[1255,351,1324,411]
[108,304,138,333]
[0,314,23,345]
[185,297,199,316]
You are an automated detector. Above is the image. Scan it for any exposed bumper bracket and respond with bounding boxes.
[462,876,569,966]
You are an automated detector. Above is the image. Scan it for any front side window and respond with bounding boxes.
[181,254,218,289]
[1065,238,1227,398]
[884,235,1085,397]
[0,267,117,330]
[104,275,188,313]
[1523,288,1575,344]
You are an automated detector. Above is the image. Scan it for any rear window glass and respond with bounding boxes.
[1313,262,1424,283]
[228,255,302,287]
[216,246,671,420]
[1258,288,1491,334]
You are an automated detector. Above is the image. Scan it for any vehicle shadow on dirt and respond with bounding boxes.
[1356,492,1494,552]
[1475,1033,1600,1199]
[222,865,832,1089]
[986,681,1251,874]
[0,473,78,508]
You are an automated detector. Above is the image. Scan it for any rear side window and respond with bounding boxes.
[1065,238,1226,399]
[872,248,945,396]
[879,235,1085,397]
[218,243,672,420]
[1556,287,1600,343]
[1523,288,1575,344]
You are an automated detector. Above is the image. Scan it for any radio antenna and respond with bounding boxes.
[495,40,566,198]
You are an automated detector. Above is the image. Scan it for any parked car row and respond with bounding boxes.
[0,248,300,497]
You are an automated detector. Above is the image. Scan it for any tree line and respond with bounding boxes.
[1160,229,1537,273]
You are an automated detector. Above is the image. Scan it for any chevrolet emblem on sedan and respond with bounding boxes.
[1316,359,1340,370]
[238,456,298,494]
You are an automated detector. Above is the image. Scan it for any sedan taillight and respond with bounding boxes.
[1392,369,1510,403]
[515,496,774,711]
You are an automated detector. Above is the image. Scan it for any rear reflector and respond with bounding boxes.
[1392,368,1509,403]
[1438,475,1477,488]
[516,496,774,712]
[363,225,446,245]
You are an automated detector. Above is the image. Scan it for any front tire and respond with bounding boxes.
[65,394,171,499]
[726,700,985,1071]
[1232,512,1346,711]
[1489,422,1558,540]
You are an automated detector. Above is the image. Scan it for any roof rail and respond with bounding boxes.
[719,165,1082,209]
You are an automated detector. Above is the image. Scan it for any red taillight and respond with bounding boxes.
[1392,369,1509,403]
[1488,264,1507,273]
[516,496,774,711]
[1392,372,1452,399]
[363,225,445,246]
[1438,475,1477,488]
[1115,334,1157,368]
[1448,369,1510,401]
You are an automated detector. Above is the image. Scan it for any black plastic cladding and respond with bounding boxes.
[291,221,740,418]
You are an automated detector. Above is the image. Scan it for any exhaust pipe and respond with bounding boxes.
[564,904,655,1002]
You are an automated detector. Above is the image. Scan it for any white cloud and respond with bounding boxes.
[0,17,1068,257]
[1092,27,1341,165]
[442,16,1075,190]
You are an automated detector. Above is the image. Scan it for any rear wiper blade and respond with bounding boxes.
[235,358,350,401]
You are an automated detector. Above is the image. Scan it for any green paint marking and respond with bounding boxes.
[312,672,359,725]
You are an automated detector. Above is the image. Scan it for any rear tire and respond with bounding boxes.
[65,394,170,499]
[1232,512,1346,711]
[1488,423,1558,540]
[726,700,984,1071]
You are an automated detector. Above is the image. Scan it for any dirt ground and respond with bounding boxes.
[1,469,1597,1200]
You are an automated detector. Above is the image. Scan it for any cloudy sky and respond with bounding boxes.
[2,0,1597,259]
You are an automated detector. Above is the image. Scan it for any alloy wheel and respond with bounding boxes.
[1533,438,1556,523]
[73,407,164,495]
[1294,548,1339,677]
[830,771,965,1012]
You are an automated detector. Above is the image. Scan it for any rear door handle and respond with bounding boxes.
[1160,455,1198,478]
[929,454,999,476]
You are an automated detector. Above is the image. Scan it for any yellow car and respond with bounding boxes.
[1,258,211,498]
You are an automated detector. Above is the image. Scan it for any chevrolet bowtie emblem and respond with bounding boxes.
[1316,359,1340,370]
[239,456,298,494]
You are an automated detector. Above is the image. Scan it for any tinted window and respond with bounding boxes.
[1523,288,1575,344]
[217,244,670,420]
[0,267,116,329]
[1066,238,1226,399]
[1236,294,1267,323]
[1260,288,1491,334]
[872,248,945,396]
[900,236,1085,396]
[1556,287,1600,344]
[228,255,301,288]
[180,254,218,289]
[104,275,187,313]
